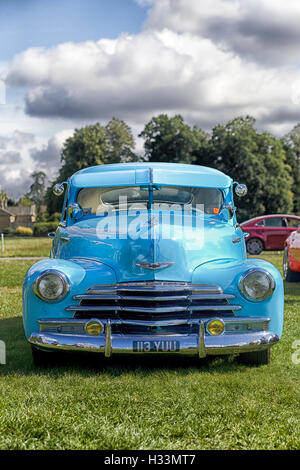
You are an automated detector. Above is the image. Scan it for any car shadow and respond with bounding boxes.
[0,316,248,377]
[284,281,300,295]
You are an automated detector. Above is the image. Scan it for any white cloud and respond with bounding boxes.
[30,128,73,178]
[142,0,300,66]
[0,129,73,198]
[0,130,36,198]
[1,0,300,201]
[4,28,300,136]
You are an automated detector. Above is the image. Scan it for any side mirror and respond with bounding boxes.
[235,184,248,198]
[220,202,234,220]
[67,203,83,221]
[53,183,65,197]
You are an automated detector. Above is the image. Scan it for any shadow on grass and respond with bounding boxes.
[284,282,300,296]
[0,317,244,378]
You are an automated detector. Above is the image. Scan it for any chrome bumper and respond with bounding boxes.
[28,317,279,358]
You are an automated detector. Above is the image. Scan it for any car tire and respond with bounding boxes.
[31,346,58,367]
[238,348,270,365]
[283,247,300,282]
[246,238,264,255]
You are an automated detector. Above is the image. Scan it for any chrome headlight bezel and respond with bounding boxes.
[33,270,70,302]
[238,268,275,302]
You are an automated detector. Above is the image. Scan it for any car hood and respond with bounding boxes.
[56,212,246,283]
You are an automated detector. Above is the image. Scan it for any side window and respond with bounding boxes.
[264,217,285,227]
[287,218,300,228]
[255,219,265,227]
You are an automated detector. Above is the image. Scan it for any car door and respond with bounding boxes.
[264,217,288,250]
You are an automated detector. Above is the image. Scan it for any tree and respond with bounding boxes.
[105,118,137,163]
[46,120,138,214]
[58,124,108,182]
[18,197,34,207]
[139,114,208,164]
[25,171,47,207]
[196,116,293,222]
[0,190,8,209]
[284,124,300,214]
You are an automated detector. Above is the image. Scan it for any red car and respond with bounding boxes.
[241,214,300,255]
[284,228,300,281]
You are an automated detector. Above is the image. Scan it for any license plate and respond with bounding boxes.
[133,340,180,352]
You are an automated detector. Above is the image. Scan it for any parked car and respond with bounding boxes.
[23,163,284,366]
[283,226,300,282]
[241,214,300,255]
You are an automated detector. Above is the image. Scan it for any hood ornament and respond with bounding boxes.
[136,261,174,271]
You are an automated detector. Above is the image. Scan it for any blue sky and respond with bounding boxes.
[0,0,147,60]
[1,0,300,198]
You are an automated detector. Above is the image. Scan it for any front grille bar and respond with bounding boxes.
[66,282,241,318]
[73,293,236,302]
[38,317,270,329]
[66,304,242,313]
[86,283,223,294]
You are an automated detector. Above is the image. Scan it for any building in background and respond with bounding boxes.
[0,207,15,231]
[8,205,36,229]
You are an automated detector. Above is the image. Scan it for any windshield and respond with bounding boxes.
[77,185,224,215]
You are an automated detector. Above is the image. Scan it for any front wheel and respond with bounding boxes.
[246,238,264,255]
[283,247,300,282]
[238,348,270,365]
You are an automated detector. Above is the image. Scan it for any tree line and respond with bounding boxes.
[24,115,300,222]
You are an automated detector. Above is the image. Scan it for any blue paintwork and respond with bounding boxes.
[23,163,284,341]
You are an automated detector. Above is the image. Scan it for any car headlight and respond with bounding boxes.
[239,269,275,302]
[34,270,69,302]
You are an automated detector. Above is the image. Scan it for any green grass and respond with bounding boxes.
[0,237,51,258]
[0,254,299,450]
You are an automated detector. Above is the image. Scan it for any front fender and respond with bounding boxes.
[192,258,284,338]
[22,257,117,339]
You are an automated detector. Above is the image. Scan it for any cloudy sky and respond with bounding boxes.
[1,0,300,198]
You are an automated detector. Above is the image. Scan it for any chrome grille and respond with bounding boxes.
[66,282,241,331]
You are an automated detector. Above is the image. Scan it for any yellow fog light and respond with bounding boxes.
[85,320,104,336]
[206,319,225,336]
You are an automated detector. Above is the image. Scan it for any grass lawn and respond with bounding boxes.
[0,253,299,450]
[0,237,51,258]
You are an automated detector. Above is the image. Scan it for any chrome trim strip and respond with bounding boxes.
[73,293,236,302]
[86,283,223,294]
[191,294,236,300]
[66,304,242,313]
[73,294,121,301]
[66,305,119,311]
[190,305,242,311]
[37,316,270,329]
[66,305,189,313]
[29,330,279,356]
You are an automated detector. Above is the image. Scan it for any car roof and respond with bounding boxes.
[70,162,232,189]
[241,214,300,225]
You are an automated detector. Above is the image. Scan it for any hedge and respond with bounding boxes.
[33,222,59,236]
[1,227,16,237]
[16,226,33,237]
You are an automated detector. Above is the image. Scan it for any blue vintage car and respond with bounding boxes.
[23,163,284,366]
